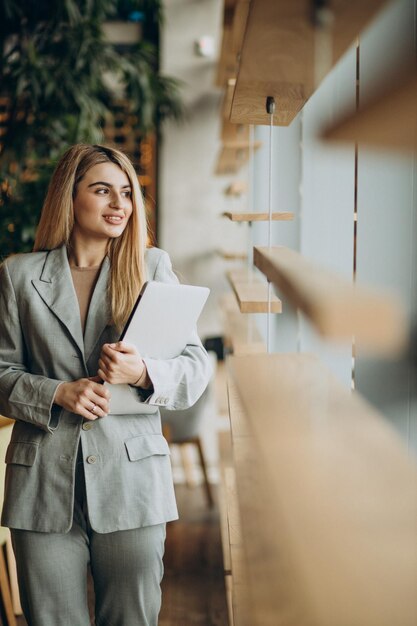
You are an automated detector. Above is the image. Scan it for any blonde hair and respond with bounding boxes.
[34,144,149,330]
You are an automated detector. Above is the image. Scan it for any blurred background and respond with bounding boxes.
[1,1,417,625]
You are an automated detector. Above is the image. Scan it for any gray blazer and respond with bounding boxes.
[0,245,211,533]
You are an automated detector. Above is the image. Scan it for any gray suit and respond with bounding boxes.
[0,244,211,533]
[0,244,211,625]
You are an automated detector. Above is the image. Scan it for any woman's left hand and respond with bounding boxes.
[98,342,145,385]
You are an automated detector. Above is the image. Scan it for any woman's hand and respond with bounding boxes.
[54,376,110,421]
[98,342,145,386]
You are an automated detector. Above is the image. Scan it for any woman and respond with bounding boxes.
[0,144,211,626]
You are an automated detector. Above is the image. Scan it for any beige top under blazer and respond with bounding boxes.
[0,245,211,533]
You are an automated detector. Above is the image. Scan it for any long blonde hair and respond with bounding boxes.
[34,144,149,330]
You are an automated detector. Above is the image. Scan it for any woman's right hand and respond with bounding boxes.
[54,376,110,420]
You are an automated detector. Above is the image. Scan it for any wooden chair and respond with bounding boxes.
[161,387,214,508]
[0,422,18,626]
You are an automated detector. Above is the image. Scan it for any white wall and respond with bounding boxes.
[160,0,247,340]
[355,0,417,451]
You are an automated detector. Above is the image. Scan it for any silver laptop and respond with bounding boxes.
[105,281,210,414]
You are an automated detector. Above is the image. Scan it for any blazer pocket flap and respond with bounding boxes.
[5,442,38,466]
[125,434,170,462]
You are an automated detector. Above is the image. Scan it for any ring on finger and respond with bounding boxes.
[90,403,97,414]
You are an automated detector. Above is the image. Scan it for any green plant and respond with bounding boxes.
[0,0,184,256]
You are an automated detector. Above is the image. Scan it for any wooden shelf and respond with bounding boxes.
[221,294,266,355]
[222,78,236,119]
[218,428,253,626]
[224,181,247,197]
[230,0,389,126]
[227,375,306,625]
[221,119,249,144]
[218,430,233,575]
[217,1,250,88]
[323,73,417,151]
[231,1,250,56]
[216,18,239,88]
[228,353,417,626]
[215,141,261,175]
[217,249,247,261]
[226,268,282,314]
[253,246,406,354]
[223,211,294,222]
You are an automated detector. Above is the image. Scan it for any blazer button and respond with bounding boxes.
[87,455,97,464]
[82,423,93,431]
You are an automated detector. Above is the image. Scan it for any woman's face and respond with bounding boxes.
[72,162,133,243]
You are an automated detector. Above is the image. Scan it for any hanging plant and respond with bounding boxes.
[0,0,184,256]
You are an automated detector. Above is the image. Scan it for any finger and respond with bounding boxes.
[101,346,120,364]
[92,382,111,400]
[87,399,108,418]
[98,358,111,374]
[101,343,125,355]
[109,341,137,354]
[78,403,101,421]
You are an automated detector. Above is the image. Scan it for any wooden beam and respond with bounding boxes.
[227,375,310,625]
[323,73,417,152]
[223,211,294,222]
[226,268,282,313]
[222,78,236,119]
[221,293,266,354]
[224,181,248,197]
[231,1,251,57]
[253,246,406,354]
[228,353,417,626]
[230,0,390,126]
[221,119,249,144]
[217,249,247,261]
[215,141,261,175]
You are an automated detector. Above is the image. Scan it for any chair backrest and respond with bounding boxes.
[160,385,210,441]
[0,424,13,544]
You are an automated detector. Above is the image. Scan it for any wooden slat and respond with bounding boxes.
[217,0,250,89]
[222,78,236,119]
[230,0,389,125]
[231,1,251,56]
[216,22,238,87]
[323,73,417,152]
[221,119,249,144]
[221,293,266,354]
[223,211,294,222]
[224,181,247,197]
[226,269,282,314]
[215,145,248,175]
[217,249,247,261]
[218,430,233,576]
[225,311,266,355]
[224,466,253,626]
[229,353,417,626]
[225,574,234,626]
[227,375,309,625]
[215,140,261,175]
[253,245,406,354]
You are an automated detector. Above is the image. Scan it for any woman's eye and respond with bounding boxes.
[96,188,108,195]
[122,191,132,198]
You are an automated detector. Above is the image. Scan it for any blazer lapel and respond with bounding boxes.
[31,245,85,358]
[84,256,112,362]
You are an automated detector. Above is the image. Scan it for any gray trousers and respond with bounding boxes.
[11,448,166,626]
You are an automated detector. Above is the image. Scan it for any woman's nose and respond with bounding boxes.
[109,192,124,208]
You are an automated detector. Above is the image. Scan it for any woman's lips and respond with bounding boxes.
[103,215,123,224]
